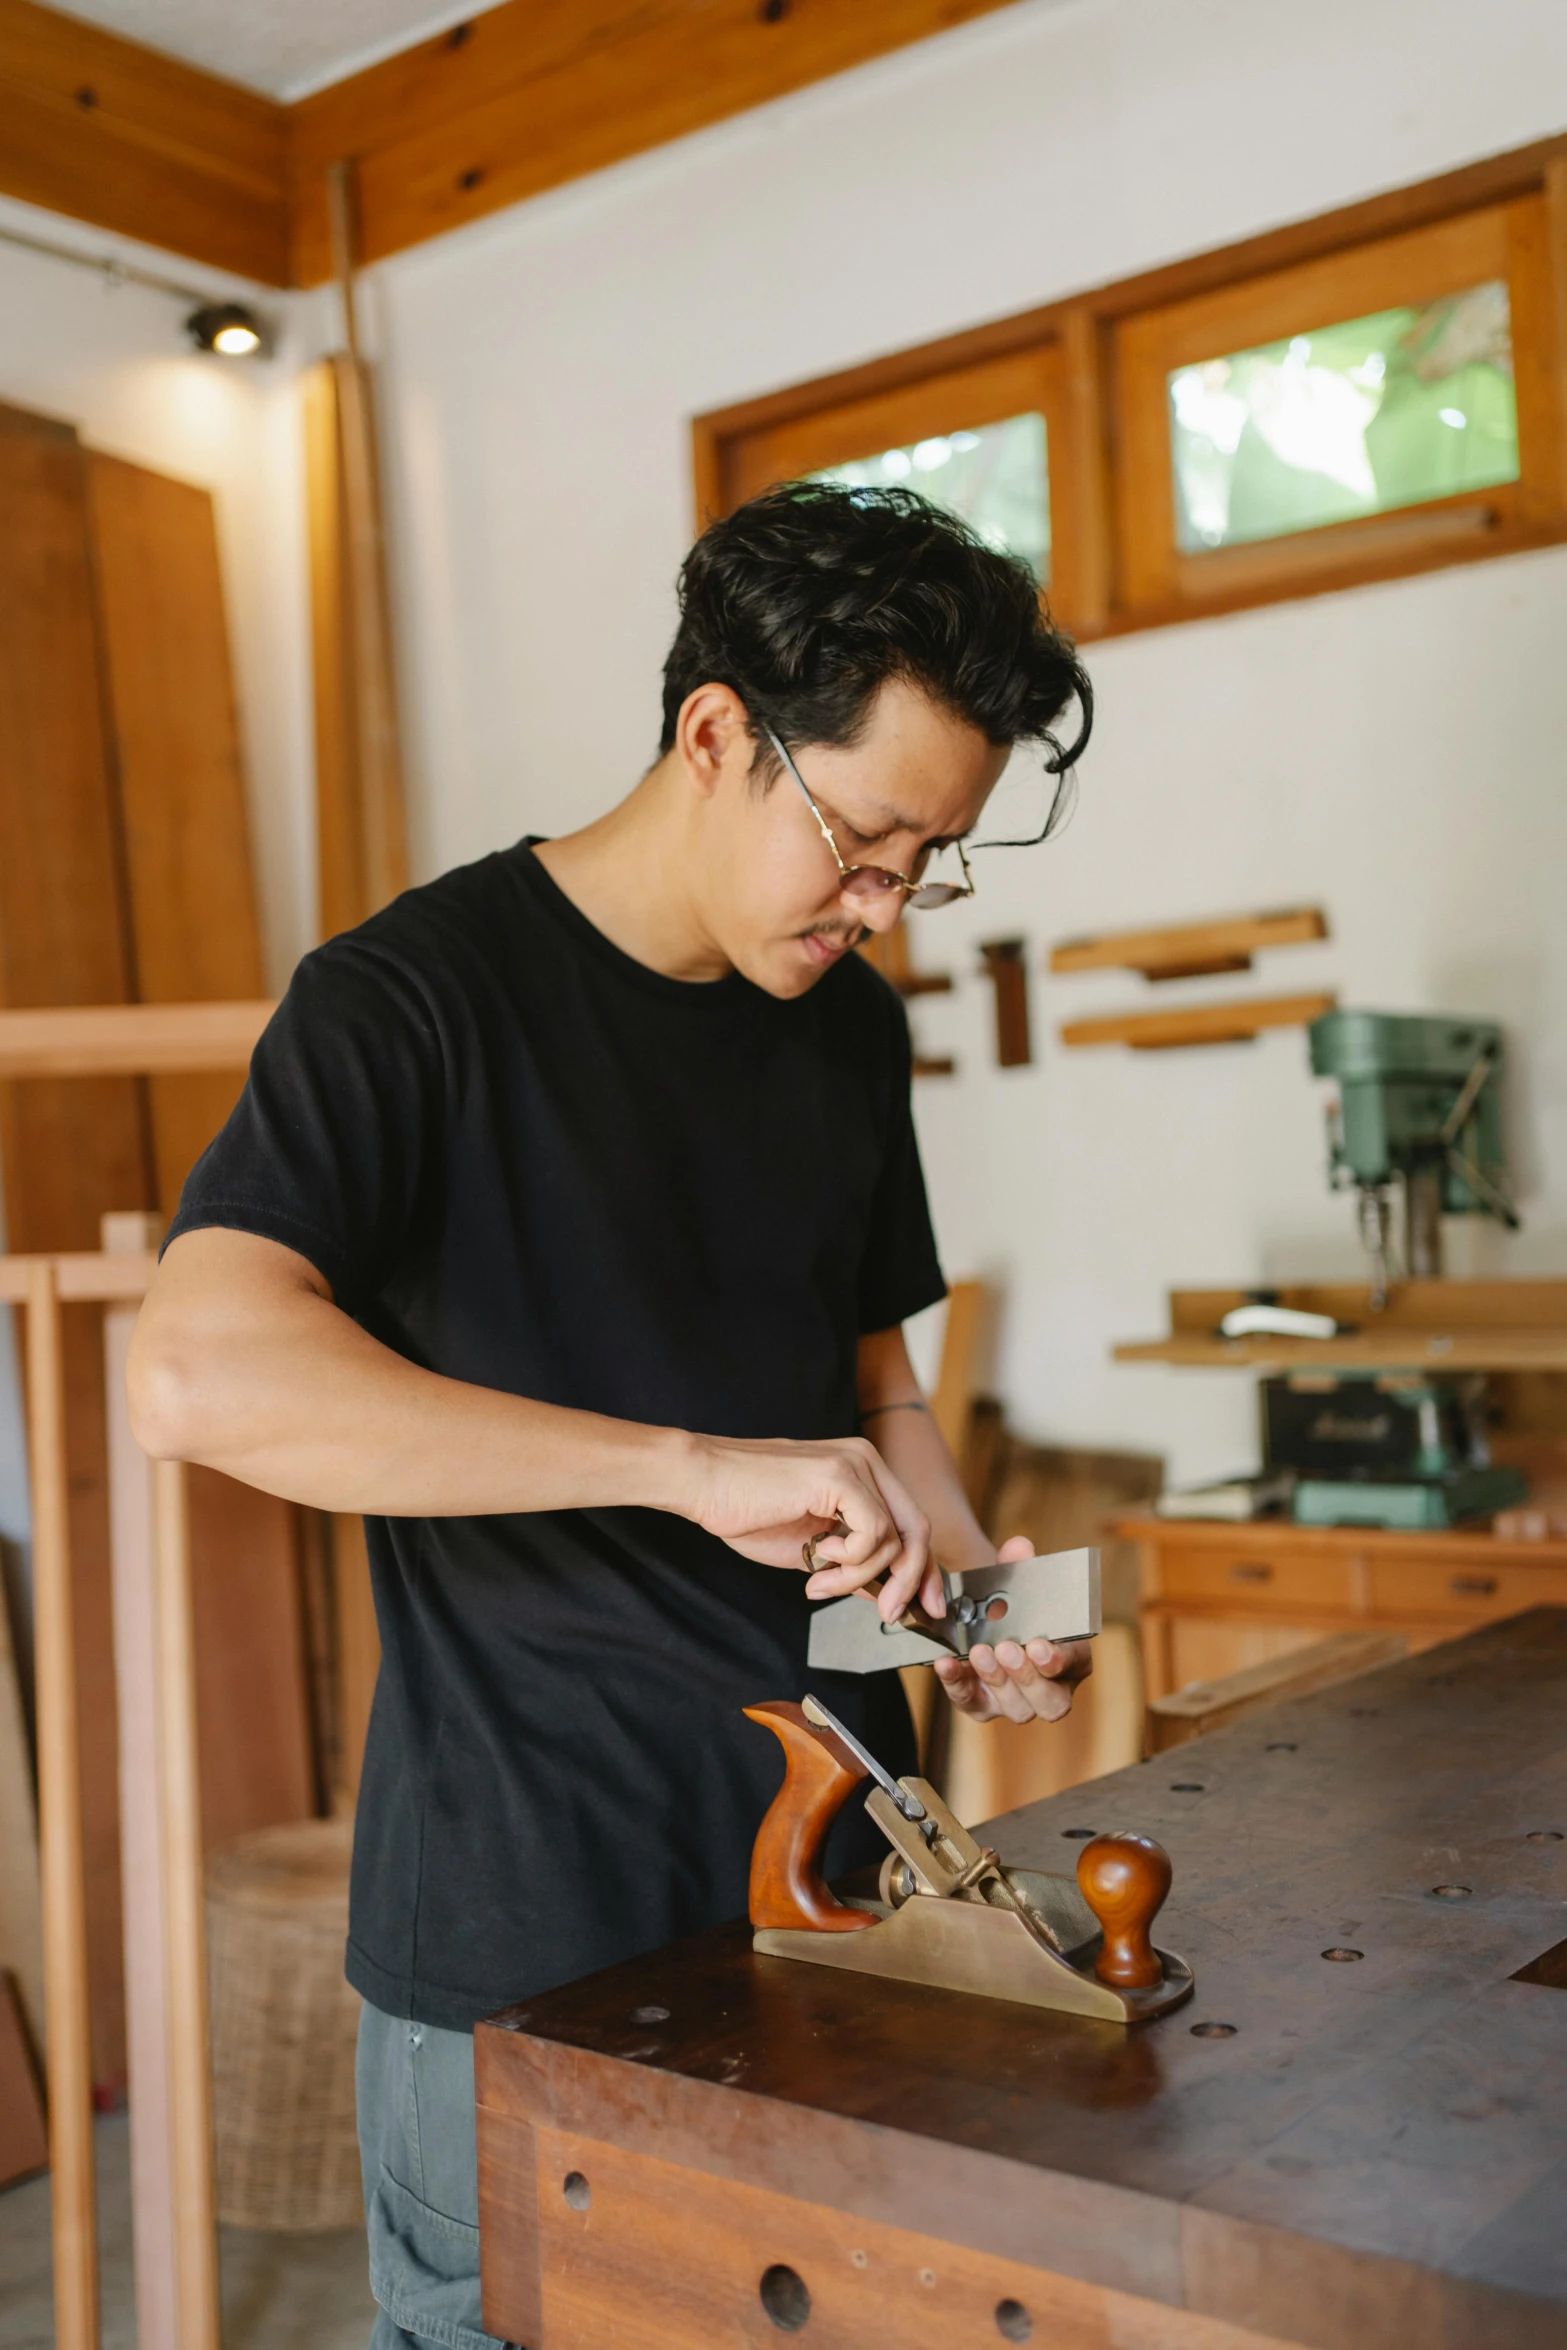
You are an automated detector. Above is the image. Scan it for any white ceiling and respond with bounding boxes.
[54,0,503,100]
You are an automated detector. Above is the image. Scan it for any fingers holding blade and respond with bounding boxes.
[801,1455,935,1624]
[935,1634,1094,1724]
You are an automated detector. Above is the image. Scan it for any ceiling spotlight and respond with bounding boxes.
[186,301,266,358]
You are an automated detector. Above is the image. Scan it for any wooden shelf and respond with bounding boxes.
[1061,990,1335,1051]
[1114,1279,1567,1372]
[1050,905,1327,981]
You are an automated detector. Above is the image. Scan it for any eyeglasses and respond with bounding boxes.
[764,723,1080,912]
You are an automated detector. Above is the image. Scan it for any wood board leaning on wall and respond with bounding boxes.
[0,399,316,2091]
[922,1283,1163,1825]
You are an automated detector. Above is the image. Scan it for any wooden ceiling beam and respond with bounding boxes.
[0,0,1024,290]
[0,0,288,284]
[289,0,1024,284]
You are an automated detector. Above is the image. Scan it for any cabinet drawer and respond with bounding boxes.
[1368,1557,1567,1618]
[1158,1545,1357,1611]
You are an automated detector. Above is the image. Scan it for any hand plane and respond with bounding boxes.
[807,1546,1100,1673]
[742,1695,1192,2023]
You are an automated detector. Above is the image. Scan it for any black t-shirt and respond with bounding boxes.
[168,841,947,2030]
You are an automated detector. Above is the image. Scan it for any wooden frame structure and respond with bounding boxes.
[14,1239,217,2350]
[694,142,1567,642]
[1,1003,274,2350]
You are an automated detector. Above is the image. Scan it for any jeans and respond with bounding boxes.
[356,2000,517,2350]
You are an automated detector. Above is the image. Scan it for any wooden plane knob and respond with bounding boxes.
[1076,1832,1172,1990]
[743,1702,876,1934]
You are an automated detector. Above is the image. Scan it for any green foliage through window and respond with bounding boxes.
[809,411,1050,584]
[1168,281,1519,553]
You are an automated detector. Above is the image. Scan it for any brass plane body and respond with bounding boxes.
[752,1775,1194,2024]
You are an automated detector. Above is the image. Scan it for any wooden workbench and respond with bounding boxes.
[476,1609,1567,2350]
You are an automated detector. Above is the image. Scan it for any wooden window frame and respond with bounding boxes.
[704,342,1086,614]
[1115,195,1562,620]
[692,133,1567,643]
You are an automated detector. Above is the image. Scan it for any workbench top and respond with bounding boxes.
[477,1609,1567,2349]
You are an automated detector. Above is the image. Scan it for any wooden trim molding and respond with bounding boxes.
[6,4,1567,648]
[289,0,1026,287]
[0,0,288,283]
[0,0,1026,289]
[6,0,1567,350]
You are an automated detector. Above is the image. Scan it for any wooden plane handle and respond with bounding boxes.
[743,1702,876,1934]
[1077,1832,1172,1990]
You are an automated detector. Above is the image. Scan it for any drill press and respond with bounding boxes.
[1308,1009,1519,1307]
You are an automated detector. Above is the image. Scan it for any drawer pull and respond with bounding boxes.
[1450,1573,1498,1597]
[1229,1563,1273,1584]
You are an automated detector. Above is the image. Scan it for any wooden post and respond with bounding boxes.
[930,1280,989,1461]
[150,1454,221,2350]
[306,158,409,943]
[103,1211,178,2350]
[1060,304,1113,636]
[27,1258,100,2350]
[0,1514,44,2057]
[1540,155,1567,521]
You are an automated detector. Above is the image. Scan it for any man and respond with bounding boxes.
[130,482,1094,2347]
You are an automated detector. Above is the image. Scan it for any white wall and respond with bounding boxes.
[350,0,1567,1480]
[0,198,316,1538]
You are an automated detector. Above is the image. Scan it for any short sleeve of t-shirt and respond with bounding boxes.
[854,977,946,1336]
[165,935,445,1312]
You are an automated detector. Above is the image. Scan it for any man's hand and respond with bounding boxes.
[684,1431,941,1622]
[933,1535,1094,1725]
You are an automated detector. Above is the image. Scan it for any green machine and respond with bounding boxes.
[1294,1010,1524,1529]
[1308,1010,1519,1305]
[1267,1369,1526,1530]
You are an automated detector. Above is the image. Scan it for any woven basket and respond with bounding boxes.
[206,1816,361,2230]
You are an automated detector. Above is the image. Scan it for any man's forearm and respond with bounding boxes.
[130,1233,939,1624]
[131,1241,693,1516]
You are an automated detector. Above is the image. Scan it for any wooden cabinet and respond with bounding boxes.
[1114,1514,1567,1701]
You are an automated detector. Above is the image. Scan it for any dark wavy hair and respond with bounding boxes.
[660,481,1092,784]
